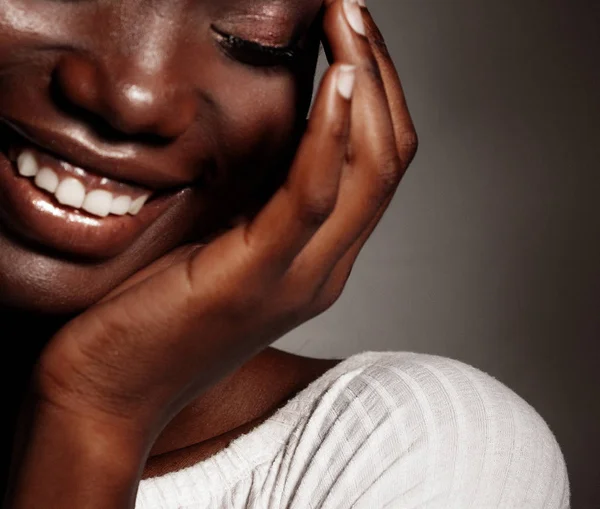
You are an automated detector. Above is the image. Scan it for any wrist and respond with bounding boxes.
[6,393,148,509]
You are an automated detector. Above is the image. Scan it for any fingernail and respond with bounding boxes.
[337,64,356,100]
[357,0,366,6]
[343,0,366,36]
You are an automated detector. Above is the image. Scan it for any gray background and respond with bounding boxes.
[273,1,600,507]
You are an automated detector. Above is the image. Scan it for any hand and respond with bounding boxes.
[7,1,418,506]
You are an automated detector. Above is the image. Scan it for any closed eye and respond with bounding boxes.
[212,26,305,69]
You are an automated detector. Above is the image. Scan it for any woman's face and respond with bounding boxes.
[0,0,321,314]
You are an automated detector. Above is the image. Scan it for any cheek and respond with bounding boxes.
[209,68,310,166]
[192,68,309,222]
[228,82,298,153]
[0,2,72,54]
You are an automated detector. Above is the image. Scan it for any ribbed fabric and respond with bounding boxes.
[136,351,570,508]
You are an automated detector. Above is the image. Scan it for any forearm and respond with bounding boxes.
[4,395,146,509]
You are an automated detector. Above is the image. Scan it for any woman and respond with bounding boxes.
[0,0,569,507]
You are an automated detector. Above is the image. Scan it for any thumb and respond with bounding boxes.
[99,244,207,304]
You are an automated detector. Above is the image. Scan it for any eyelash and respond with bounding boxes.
[212,27,304,69]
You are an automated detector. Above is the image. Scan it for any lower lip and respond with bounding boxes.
[0,151,183,260]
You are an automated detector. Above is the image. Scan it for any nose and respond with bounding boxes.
[53,50,197,140]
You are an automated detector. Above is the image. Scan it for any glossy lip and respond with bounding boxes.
[0,148,186,260]
[0,118,193,191]
[8,144,152,201]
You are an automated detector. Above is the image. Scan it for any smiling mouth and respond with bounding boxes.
[10,146,153,218]
[0,122,191,260]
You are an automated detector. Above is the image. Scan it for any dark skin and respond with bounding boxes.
[0,0,418,507]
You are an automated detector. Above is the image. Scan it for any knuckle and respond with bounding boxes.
[329,114,350,144]
[311,269,352,315]
[313,284,346,315]
[296,190,337,227]
[374,152,403,195]
[281,263,354,319]
[345,142,358,166]
[371,35,391,59]
[277,283,316,324]
[286,291,315,320]
[400,129,419,164]
[228,270,276,315]
[365,62,384,86]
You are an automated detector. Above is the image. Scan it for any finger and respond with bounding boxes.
[322,0,397,146]
[312,193,393,312]
[310,6,420,298]
[362,7,419,167]
[323,2,418,169]
[243,62,356,276]
[99,243,207,303]
[287,0,403,283]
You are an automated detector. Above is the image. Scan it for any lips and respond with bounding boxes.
[0,122,187,260]
[12,147,152,218]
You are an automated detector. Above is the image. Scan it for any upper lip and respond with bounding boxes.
[0,118,194,191]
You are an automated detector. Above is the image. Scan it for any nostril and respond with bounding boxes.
[49,72,172,147]
[54,54,102,116]
[51,54,196,142]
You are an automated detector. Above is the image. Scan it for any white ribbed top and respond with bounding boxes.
[136,351,569,509]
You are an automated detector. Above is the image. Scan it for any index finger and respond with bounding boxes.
[321,1,418,168]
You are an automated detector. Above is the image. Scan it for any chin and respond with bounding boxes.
[0,238,126,315]
[0,207,197,317]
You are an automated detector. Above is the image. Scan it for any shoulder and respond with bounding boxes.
[277,351,569,508]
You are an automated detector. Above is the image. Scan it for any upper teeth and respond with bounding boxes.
[16,150,149,218]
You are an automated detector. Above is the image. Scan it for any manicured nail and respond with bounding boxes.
[342,0,366,36]
[336,65,356,99]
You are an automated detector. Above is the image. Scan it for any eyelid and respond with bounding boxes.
[211,25,301,54]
